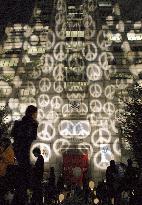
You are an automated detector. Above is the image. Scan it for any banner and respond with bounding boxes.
[63,153,88,185]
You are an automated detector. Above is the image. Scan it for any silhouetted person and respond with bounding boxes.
[31,147,44,205]
[11,105,38,169]
[106,160,121,205]
[57,173,64,194]
[47,167,56,202]
[11,105,38,205]
[125,159,136,190]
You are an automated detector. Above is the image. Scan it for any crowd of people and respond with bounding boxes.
[0,105,141,205]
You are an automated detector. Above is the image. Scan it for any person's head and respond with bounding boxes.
[110,160,115,167]
[127,159,133,166]
[33,147,41,157]
[25,105,38,120]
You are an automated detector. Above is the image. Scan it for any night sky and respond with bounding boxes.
[0,0,142,41]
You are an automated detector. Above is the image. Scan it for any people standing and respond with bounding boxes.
[11,105,38,205]
[31,147,44,205]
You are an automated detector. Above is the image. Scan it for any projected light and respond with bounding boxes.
[38,94,50,108]
[38,121,56,141]
[90,100,102,113]
[30,142,51,163]
[41,54,54,74]
[82,42,97,61]
[58,120,91,138]
[89,84,102,98]
[51,96,63,110]
[91,128,111,147]
[46,30,56,50]
[87,64,102,81]
[39,78,51,92]
[54,42,68,61]
[8,98,19,110]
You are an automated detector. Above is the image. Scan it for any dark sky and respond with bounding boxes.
[0,0,35,41]
[0,0,142,41]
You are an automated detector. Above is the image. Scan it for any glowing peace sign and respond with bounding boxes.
[55,12,65,25]
[90,99,102,113]
[46,30,55,50]
[39,78,51,92]
[62,104,72,117]
[41,54,54,73]
[57,0,66,11]
[51,96,63,110]
[53,64,64,81]
[37,109,45,121]
[53,139,70,156]
[53,81,64,93]
[55,23,66,40]
[37,121,56,141]
[97,30,106,51]
[104,85,116,99]
[91,128,111,147]
[94,150,114,170]
[26,81,36,96]
[79,103,88,115]
[103,102,115,116]
[113,138,121,156]
[87,64,102,81]
[54,42,68,61]
[82,42,97,61]
[83,15,93,28]
[88,0,97,12]
[84,25,96,40]
[38,94,50,108]
[87,113,97,126]
[30,142,51,163]
[98,52,110,71]
[89,83,102,98]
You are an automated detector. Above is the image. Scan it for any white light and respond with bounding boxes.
[37,121,56,141]
[53,139,70,156]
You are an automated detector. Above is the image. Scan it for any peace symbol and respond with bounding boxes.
[38,94,50,108]
[82,42,97,61]
[37,121,56,141]
[104,85,116,99]
[51,96,63,110]
[57,0,66,12]
[62,104,72,117]
[41,54,54,74]
[37,109,45,120]
[91,128,111,147]
[53,64,64,81]
[97,30,106,51]
[53,81,64,93]
[54,42,68,61]
[30,142,51,163]
[103,102,115,116]
[55,12,65,25]
[79,103,88,115]
[90,99,102,113]
[46,30,56,50]
[39,78,51,92]
[55,23,66,40]
[93,151,114,170]
[83,15,93,28]
[89,83,102,98]
[87,63,102,81]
